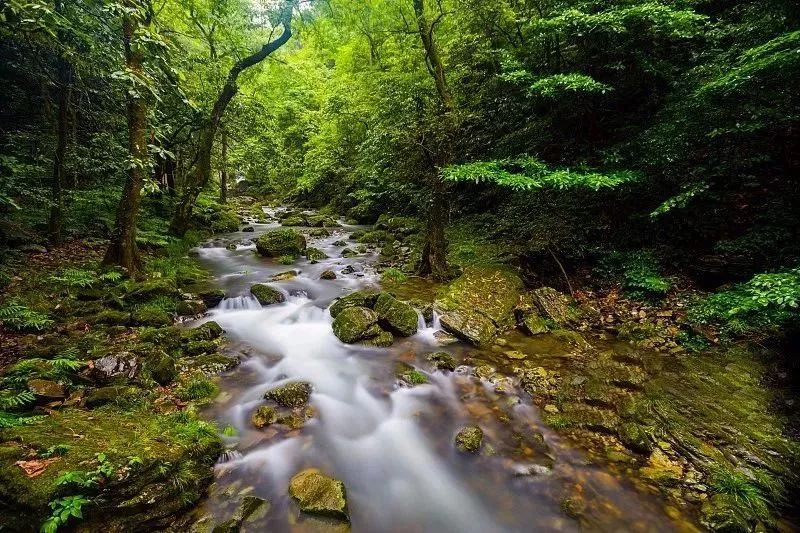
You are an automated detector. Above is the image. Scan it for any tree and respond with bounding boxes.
[169,1,294,236]
[103,0,153,273]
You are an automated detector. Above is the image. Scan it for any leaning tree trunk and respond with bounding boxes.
[48,0,72,246]
[219,129,228,204]
[103,4,150,273]
[169,9,292,236]
[413,0,452,281]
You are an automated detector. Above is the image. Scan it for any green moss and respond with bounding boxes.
[332,307,381,344]
[250,284,285,306]
[329,290,379,318]
[175,375,219,401]
[399,369,428,386]
[455,425,483,453]
[374,293,418,337]
[264,381,312,408]
[255,229,306,257]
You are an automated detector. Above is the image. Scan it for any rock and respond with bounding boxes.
[131,307,172,327]
[305,247,328,262]
[198,289,226,308]
[183,354,240,374]
[439,311,496,346]
[639,449,683,487]
[87,310,131,326]
[125,279,179,303]
[373,293,418,337]
[700,494,751,533]
[320,270,337,280]
[332,307,381,344]
[426,351,456,371]
[271,270,298,281]
[515,366,559,397]
[255,229,307,257]
[280,215,307,226]
[521,313,549,335]
[187,321,223,341]
[176,299,207,316]
[504,350,527,360]
[145,351,177,385]
[398,368,428,386]
[241,226,255,232]
[329,291,378,318]
[85,385,141,408]
[455,425,483,453]
[432,330,458,346]
[250,284,286,306]
[288,468,349,521]
[212,495,269,533]
[87,353,140,384]
[27,379,66,400]
[474,364,496,380]
[618,422,653,454]
[551,329,591,349]
[264,381,312,408]
[361,329,394,347]
[251,406,278,428]
[529,287,584,327]
[340,248,357,258]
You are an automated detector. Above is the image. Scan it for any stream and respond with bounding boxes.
[189,208,692,532]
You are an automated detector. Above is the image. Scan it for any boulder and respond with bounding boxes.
[521,313,549,335]
[187,321,223,341]
[329,291,379,318]
[131,307,172,327]
[374,293,418,337]
[439,311,496,346]
[455,425,483,453]
[288,468,349,521]
[320,270,337,280]
[87,353,140,384]
[212,496,269,533]
[250,284,285,306]
[85,385,141,408]
[280,215,307,226]
[340,248,357,258]
[271,270,298,281]
[515,366,559,397]
[361,329,394,347]
[528,287,585,327]
[305,247,328,262]
[198,289,226,308]
[255,229,306,257]
[125,279,179,303]
[426,352,456,371]
[145,351,177,386]
[176,299,207,316]
[332,307,380,344]
[241,226,255,232]
[251,406,278,429]
[27,379,66,400]
[264,381,312,408]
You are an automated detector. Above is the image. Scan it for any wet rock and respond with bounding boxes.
[252,406,278,428]
[183,354,240,374]
[361,329,394,347]
[250,284,286,306]
[504,350,527,360]
[281,215,307,226]
[700,494,751,533]
[264,381,312,408]
[398,368,428,386]
[551,329,591,349]
[332,307,380,344]
[288,468,349,521]
[185,340,218,357]
[432,330,458,346]
[439,311,496,346]
[475,364,496,380]
[87,352,140,384]
[255,229,307,257]
[341,264,364,275]
[309,228,331,237]
[212,495,270,533]
[271,270,298,281]
[187,321,224,341]
[340,248,357,258]
[320,270,337,280]
[198,289,226,308]
[241,226,255,232]
[408,299,434,323]
[618,422,654,454]
[455,425,483,453]
[521,313,549,335]
[27,379,66,400]
[332,240,347,247]
[639,449,683,487]
[426,351,456,371]
[305,247,328,262]
[374,293,418,337]
[515,366,559,397]
[176,299,207,316]
[528,287,584,327]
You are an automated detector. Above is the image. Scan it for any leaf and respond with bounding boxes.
[15,458,59,478]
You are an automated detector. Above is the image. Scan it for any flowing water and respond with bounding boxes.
[189,209,693,532]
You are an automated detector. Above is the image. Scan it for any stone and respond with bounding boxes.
[198,289,226,308]
[176,299,207,316]
[145,352,177,386]
[515,366,559,397]
[332,307,381,344]
[617,422,653,454]
[131,307,172,327]
[27,379,66,400]
[212,495,269,533]
[250,284,286,306]
[340,248,357,258]
[84,385,141,408]
[529,287,583,327]
[288,468,349,521]
[251,406,278,428]
[360,329,394,347]
[255,229,306,257]
[187,321,223,341]
[432,330,458,346]
[241,226,255,232]
[373,293,418,337]
[639,449,683,487]
[504,350,527,360]
[475,365,496,380]
[305,247,328,262]
[398,368,428,386]
[87,352,140,384]
[320,270,337,280]
[264,381,312,408]
[439,310,496,346]
[455,425,483,453]
[125,279,179,303]
[426,351,456,371]
[271,270,298,281]
[521,313,549,335]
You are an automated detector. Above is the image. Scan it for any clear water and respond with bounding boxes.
[189,209,693,532]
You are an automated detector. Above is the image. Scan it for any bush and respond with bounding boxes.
[597,250,672,300]
[381,268,408,284]
[689,267,800,340]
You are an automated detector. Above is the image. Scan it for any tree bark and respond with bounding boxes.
[219,129,228,204]
[103,2,151,273]
[48,0,72,246]
[169,7,293,236]
[413,0,451,281]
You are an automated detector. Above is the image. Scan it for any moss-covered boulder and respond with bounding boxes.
[374,293,418,337]
[88,309,131,326]
[361,329,394,347]
[332,307,381,344]
[255,229,306,257]
[184,340,218,357]
[27,379,66,400]
[198,289,226,308]
[85,385,143,408]
[281,215,307,227]
[185,321,224,341]
[125,279,179,303]
[288,468,349,521]
[131,307,172,327]
[426,352,456,371]
[617,422,653,454]
[526,287,594,328]
[320,270,337,280]
[305,247,328,262]
[521,313,549,335]
[144,351,177,385]
[455,425,483,453]
[329,291,379,318]
[251,406,278,428]
[340,248,357,258]
[250,284,285,306]
[264,381,312,408]
[435,267,522,345]
[182,354,240,374]
[176,299,207,316]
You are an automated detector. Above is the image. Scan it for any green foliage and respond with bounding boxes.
[175,375,218,401]
[597,251,672,300]
[277,254,295,265]
[709,468,769,520]
[689,268,800,339]
[381,268,408,284]
[0,299,54,331]
[443,157,638,191]
[529,74,612,99]
[40,495,90,533]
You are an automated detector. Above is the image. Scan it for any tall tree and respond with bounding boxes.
[168,1,294,236]
[219,127,228,203]
[103,0,153,273]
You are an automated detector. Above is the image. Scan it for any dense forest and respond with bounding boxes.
[1,0,798,531]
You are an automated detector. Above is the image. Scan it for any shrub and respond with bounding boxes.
[596,250,672,300]
[381,268,408,284]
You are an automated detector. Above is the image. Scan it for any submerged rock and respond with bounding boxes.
[374,293,418,337]
[212,496,269,533]
[255,229,307,257]
[455,425,483,453]
[426,351,456,371]
[250,284,285,306]
[331,307,380,344]
[264,381,312,408]
[251,405,278,429]
[288,468,349,521]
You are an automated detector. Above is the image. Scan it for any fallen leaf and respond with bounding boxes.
[15,458,59,478]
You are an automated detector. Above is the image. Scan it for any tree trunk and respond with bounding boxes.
[413,0,452,280]
[103,3,150,273]
[48,0,72,246]
[219,129,228,204]
[169,8,293,236]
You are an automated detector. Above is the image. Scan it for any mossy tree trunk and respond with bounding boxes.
[103,1,151,274]
[169,7,293,236]
[219,128,228,204]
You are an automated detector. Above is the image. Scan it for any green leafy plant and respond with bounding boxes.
[710,468,769,520]
[40,495,90,533]
[277,254,295,265]
[0,299,54,331]
[381,268,408,284]
[175,375,218,401]
[596,251,672,300]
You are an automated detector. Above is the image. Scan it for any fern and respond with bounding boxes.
[0,411,45,428]
[0,300,53,331]
[50,269,96,288]
[0,389,35,409]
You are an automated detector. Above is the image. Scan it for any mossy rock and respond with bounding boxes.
[439,310,496,346]
[399,368,428,386]
[198,289,226,308]
[184,340,218,357]
[264,381,312,408]
[85,385,143,408]
[455,425,483,453]
[27,379,66,400]
[255,229,307,257]
[426,352,456,371]
[182,354,240,374]
[88,309,131,326]
[125,279,179,303]
[251,406,278,428]
[320,270,336,280]
[332,307,380,344]
[212,496,270,533]
[340,248,357,258]
[144,351,178,385]
[185,321,224,342]
[329,291,379,318]
[374,293,418,337]
[288,468,349,522]
[617,422,653,454]
[250,284,286,306]
[281,215,307,226]
[131,307,172,327]
[528,287,586,327]
[356,230,392,245]
[176,299,207,316]
[305,247,328,262]
[521,313,549,335]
